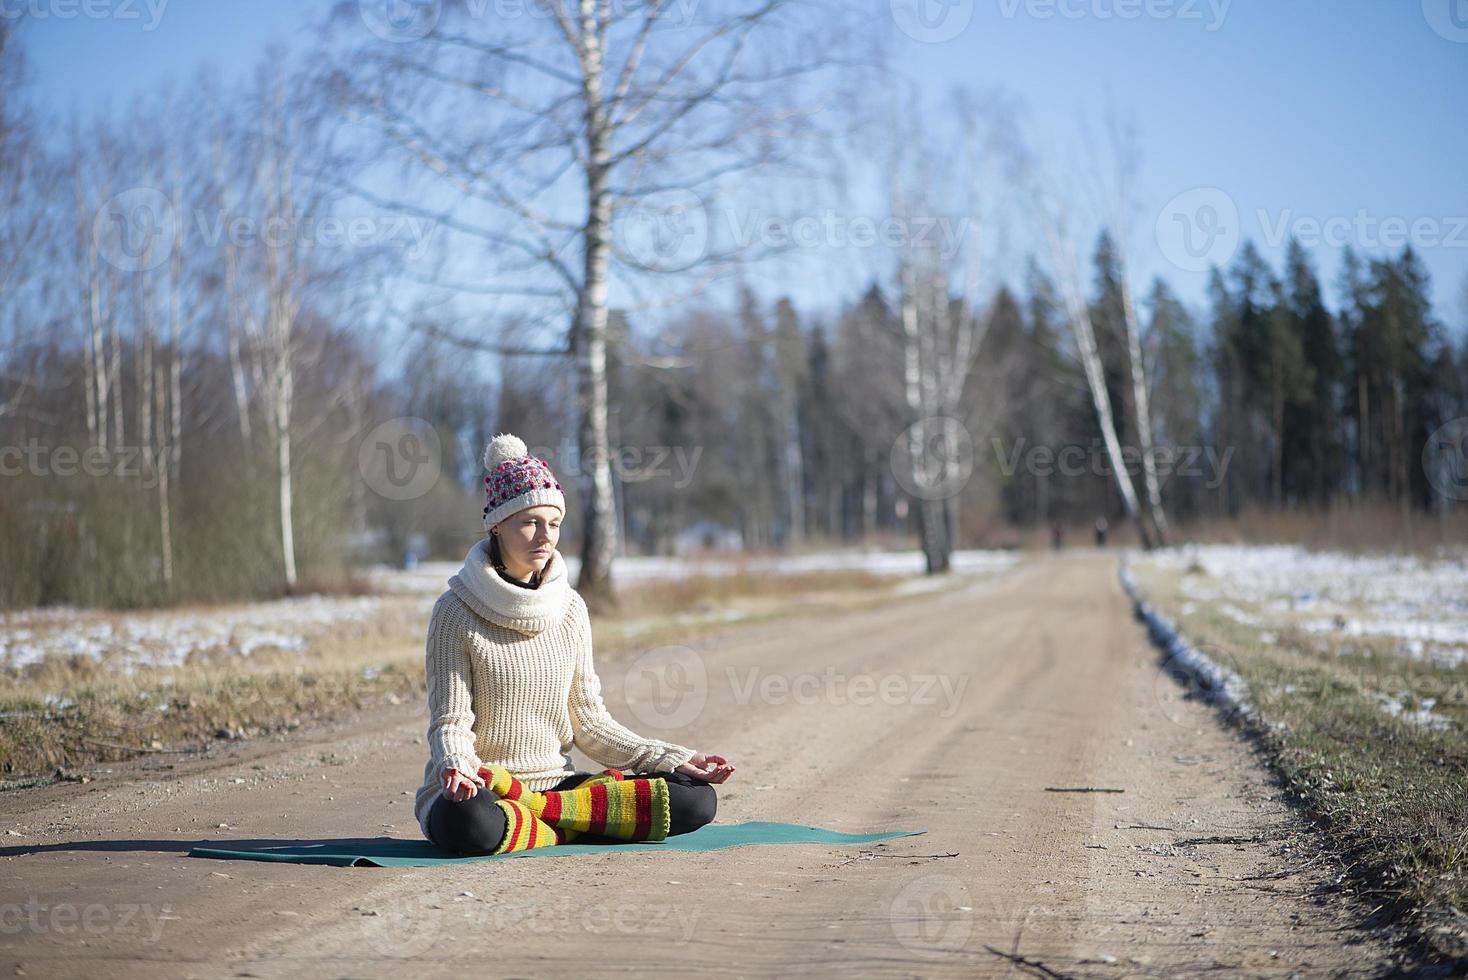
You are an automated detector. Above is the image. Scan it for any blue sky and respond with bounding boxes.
[15,0,1468,333]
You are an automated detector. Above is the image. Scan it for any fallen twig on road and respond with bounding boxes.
[835,849,959,867]
[1233,854,1327,880]
[983,945,1080,979]
[1175,834,1264,846]
[1044,786,1125,793]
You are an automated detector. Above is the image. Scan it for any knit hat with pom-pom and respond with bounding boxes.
[481,432,566,531]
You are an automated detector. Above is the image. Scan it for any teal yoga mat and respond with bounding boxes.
[188,821,927,867]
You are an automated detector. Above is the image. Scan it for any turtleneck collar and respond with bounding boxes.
[496,566,540,589]
[448,538,572,635]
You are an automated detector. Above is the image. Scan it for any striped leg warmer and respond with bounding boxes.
[489,799,559,854]
[538,770,626,845]
[478,765,669,843]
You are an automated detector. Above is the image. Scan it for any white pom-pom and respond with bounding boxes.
[483,432,528,471]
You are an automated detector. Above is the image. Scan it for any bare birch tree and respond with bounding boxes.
[883,88,1015,573]
[1036,193,1153,548]
[107,111,181,589]
[72,141,112,447]
[894,243,955,573]
[1085,110,1169,545]
[246,68,311,589]
[772,297,805,544]
[0,22,51,424]
[204,88,257,447]
[1118,257,1168,545]
[71,128,129,449]
[315,0,851,603]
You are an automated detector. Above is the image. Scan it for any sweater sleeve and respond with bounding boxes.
[567,597,697,774]
[424,594,486,788]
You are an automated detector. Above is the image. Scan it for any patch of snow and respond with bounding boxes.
[1375,692,1454,731]
[1144,544,1468,664]
[5,548,1020,673]
[364,548,1020,595]
[1301,616,1468,647]
[1,593,386,671]
[1218,603,1263,626]
[1120,560,1256,723]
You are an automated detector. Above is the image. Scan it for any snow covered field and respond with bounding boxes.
[365,548,1019,596]
[2,549,1018,672]
[1136,545,1468,731]
[1141,545,1468,671]
[0,594,393,673]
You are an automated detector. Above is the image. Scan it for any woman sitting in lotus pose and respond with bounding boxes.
[414,433,734,855]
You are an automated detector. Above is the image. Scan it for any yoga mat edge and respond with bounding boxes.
[187,821,929,868]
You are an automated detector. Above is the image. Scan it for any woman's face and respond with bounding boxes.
[494,505,562,578]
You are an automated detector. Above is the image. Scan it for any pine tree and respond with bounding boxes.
[1354,248,1441,506]
[1281,240,1342,503]
[1144,278,1203,517]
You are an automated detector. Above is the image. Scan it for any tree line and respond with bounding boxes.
[1,14,1464,609]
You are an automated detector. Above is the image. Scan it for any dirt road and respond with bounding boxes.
[0,554,1421,977]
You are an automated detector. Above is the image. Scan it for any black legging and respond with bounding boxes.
[426,769,717,856]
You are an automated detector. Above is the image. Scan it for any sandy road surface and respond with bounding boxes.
[0,554,1420,978]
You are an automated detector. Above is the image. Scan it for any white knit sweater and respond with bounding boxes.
[413,540,697,838]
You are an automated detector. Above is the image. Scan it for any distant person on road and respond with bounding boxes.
[1094,516,1108,548]
[414,432,734,856]
[1051,523,1064,550]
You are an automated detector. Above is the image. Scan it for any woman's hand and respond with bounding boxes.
[675,752,735,783]
[441,766,479,802]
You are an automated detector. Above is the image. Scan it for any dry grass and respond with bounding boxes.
[606,567,894,617]
[1173,502,1468,557]
[0,564,989,783]
[0,600,427,781]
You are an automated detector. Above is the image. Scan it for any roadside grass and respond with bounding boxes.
[1,565,992,783]
[1171,502,1468,557]
[1131,561,1468,945]
[0,600,428,782]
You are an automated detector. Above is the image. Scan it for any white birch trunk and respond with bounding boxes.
[167,186,183,479]
[1044,218,1152,548]
[225,242,252,444]
[74,161,102,447]
[154,345,173,589]
[1118,261,1168,545]
[108,276,123,448]
[782,405,804,545]
[276,361,297,588]
[572,0,617,602]
[898,252,950,574]
[260,79,300,589]
[862,446,877,540]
